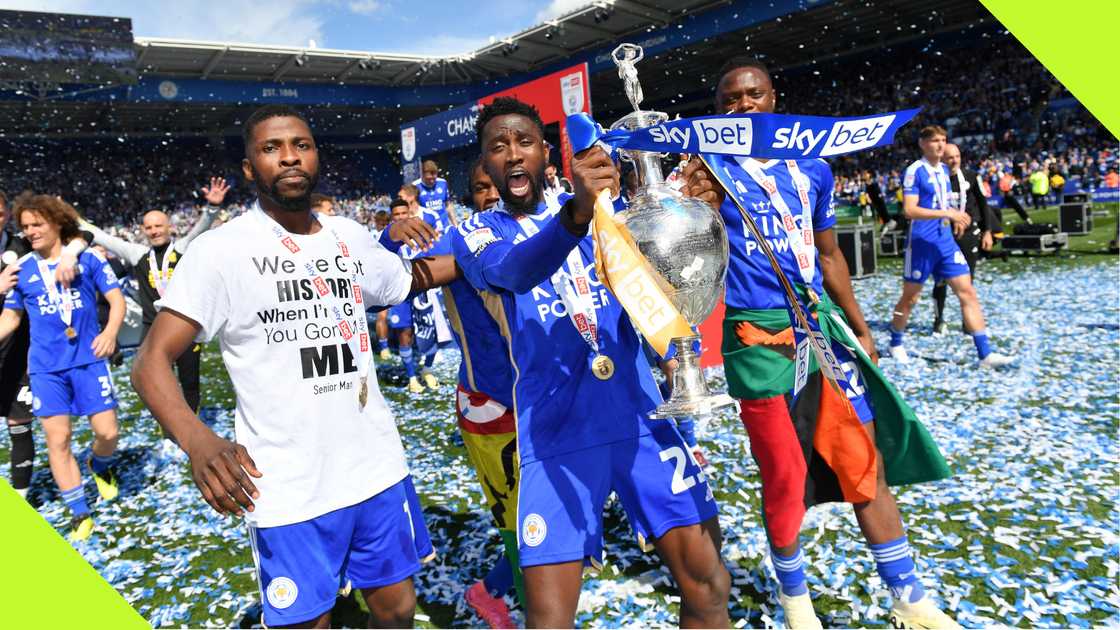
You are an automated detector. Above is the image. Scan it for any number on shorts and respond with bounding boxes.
[16,385,32,406]
[98,376,113,398]
[659,446,697,495]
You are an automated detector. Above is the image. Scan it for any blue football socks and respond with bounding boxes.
[889,327,905,348]
[90,453,114,475]
[870,536,925,604]
[482,554,514,598]
[971,329,992,360]
[400,346,416,378]
[60,485,90,519]
[771,548,808,597]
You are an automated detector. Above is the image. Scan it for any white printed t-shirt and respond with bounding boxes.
[157,208,413,527]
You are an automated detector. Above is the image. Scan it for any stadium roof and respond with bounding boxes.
[0,0,997,141]
[589,0,994,121]
[133,0,715,85]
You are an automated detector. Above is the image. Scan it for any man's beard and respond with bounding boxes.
[253,165,319,212]
[494,168,545,214]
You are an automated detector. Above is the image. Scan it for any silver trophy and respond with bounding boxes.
[609,43,735,419]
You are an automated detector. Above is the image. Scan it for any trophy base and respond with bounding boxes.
[649,335,737,420]
[649,393,737,420]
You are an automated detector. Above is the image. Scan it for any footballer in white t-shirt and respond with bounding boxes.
[132,105,457,628]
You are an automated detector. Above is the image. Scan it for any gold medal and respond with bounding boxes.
[591,354,615,380]
[65,326,77,339]
[358,377,368,409]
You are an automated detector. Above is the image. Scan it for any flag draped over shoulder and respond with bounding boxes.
[722,294,952,492]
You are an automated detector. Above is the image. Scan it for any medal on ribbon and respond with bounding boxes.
[254,204,374,410]
[35,255,76,339]
[511,204,614,380]
[148,247,175,298]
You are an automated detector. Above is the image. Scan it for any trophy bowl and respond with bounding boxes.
[606,43,736,420]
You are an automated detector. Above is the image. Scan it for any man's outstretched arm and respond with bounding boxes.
[132,310,261,516]
[409,256,461,293]
[175,176,230,253]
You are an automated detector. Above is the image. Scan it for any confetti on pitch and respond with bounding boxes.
[2,257,1117,628]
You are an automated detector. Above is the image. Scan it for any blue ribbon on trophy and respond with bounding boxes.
[567,108,920,161]
[567,105,919,404]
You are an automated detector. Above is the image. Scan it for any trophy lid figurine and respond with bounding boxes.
[607,43,735,419]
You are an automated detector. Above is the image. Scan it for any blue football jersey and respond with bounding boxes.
[903,158,954,243]
[717,157,836,310]
[414,177,454,256]
[443,276,514,408]
[450,196,660,464]
[414,177,451,231]
[4,249,120,374]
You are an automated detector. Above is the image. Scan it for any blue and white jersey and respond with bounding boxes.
[413,177,451,232]
[4,249,120,374]
[903,158,954,244]
[443,274,514,407]
[450,194,661,464]
[414,177,454,255]
[718,157,836,310]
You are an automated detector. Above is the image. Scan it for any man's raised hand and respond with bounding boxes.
[389,217,440,252]
[202,177,231,207]
[571,146,620,225]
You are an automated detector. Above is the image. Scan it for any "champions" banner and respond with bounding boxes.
[568,108,920,159]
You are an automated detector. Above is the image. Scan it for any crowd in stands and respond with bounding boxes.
[767,34,1116,212]
[1,32,1114,235]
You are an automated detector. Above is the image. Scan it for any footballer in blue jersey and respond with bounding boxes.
[415,159,457,229]
[888,125,1013,367]
[451,97,730,628]
[709,58,959,630]
[379,199,427,393]
[449,159,522,626]
[0,194,126,542]
[411,160,457,256]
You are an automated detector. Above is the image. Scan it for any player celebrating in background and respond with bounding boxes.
[888,126,1013,367]
[132,105,457,628]
[452,97,730,628]
[415,159,459,233]
[83,178,226,422]
[705,58,958,629]
[0,193,125,541]
[446,158,521,627]
[0,192,91,500]
[932,143,995,334]
[398,183,447,386]
[380,198,426,393]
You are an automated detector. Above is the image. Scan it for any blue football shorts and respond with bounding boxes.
[249,475,433,626]
[387,301,412,330]
[30,360,117,418]
[903,235,970,285]
[516,419,718,568]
